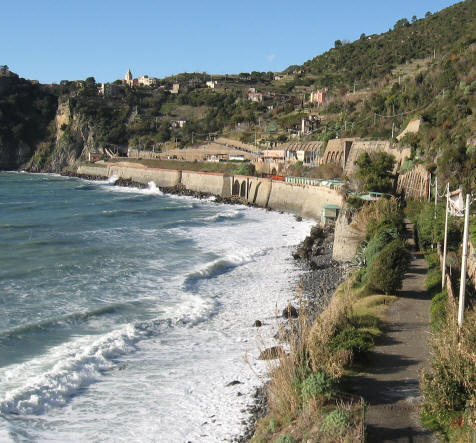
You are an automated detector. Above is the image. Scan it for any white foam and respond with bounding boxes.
[0,192,315,441]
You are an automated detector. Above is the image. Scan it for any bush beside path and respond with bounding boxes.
[350,219,436,442]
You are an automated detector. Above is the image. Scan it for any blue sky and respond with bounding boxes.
[1,0,460,84]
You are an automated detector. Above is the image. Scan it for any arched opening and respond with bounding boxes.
[232,180,240,195]
[271,167,277,176]
[240,181,247,198]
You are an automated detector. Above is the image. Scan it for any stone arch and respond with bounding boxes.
[240,181,247,198]
[232,180,240,195]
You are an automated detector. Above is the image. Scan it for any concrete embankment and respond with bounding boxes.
[76,163,343,220]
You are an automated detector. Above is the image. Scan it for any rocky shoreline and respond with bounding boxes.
[235,224,352,442]
[70,171,350,442]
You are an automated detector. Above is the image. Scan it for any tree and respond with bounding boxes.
[355,152,396,193]
[425,11,432,18]
[334,40,342,48]
[411,15,418,23]
[360,33,366,40]
[394,18,410,29]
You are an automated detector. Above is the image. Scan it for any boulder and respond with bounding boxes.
[293,247,307,260]
[253,320,263,327]
[226,380,242,387]
[282,304,299,319]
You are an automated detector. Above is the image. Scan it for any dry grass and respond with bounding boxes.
[348,198,401,243]
[251,276,397,442]
[421,303,476,441]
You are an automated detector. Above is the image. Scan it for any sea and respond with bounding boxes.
[0,172,314,442]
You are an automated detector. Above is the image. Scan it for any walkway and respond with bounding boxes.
[351,220,437,442]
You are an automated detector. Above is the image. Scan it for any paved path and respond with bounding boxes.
[351,220,436,442]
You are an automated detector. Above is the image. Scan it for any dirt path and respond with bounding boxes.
[351,220,437,442]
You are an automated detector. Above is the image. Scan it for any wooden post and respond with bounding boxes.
[458,194,470,327]
[442,184,449,289]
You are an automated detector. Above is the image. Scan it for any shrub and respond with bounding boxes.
[354,151,396,193]
[300,371,337,401]
[414,202,461,251]
[232,162,255,176]
[362,227,399,269]
[329,327,375,358]
[420,310,476,441]
[276,435,295,443]
[320,409,352,436]
[367,240,411,294]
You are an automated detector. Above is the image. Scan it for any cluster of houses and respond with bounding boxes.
[118,69,328,108]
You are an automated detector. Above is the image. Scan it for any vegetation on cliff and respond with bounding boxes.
[0,69,57,169]
[0,2,474,186]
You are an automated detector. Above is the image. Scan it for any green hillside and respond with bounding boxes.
[0,1,474,189]
[292,0,475,89]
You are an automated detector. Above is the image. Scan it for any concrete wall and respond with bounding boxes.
[267,181,343,219]
[332,210,361,262]
[76,163,343,221]
[344,141,411,175]
[106,165,182,187]
[181,171,226,195]
[77,165,109,178]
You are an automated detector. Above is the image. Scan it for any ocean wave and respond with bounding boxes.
[204,210,244,222]
[183,253,256,291]
[0,304,126,343]
[0,325,140,415]
[0,223,44,230]
[101,181,163,196]
[0,316,180,416]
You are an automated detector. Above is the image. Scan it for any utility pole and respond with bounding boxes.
[391,121,395,139]
[442,184,449,289]
[458,194,470,327]
[428,172,432,201]
[191,132,194,144]
[434,176,438,219]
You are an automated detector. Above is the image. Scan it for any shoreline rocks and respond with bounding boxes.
[237,224,352,441]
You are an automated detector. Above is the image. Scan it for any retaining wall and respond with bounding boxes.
[332,210,361,262]
[77,165,109,178]
[76,163,342,220]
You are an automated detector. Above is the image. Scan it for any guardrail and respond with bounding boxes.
[285,176,344,189]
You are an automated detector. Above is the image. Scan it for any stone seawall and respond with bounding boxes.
[76,163,343,220]
[332,210,360,262]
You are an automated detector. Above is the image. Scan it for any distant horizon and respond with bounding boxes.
[1,0,460,84]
